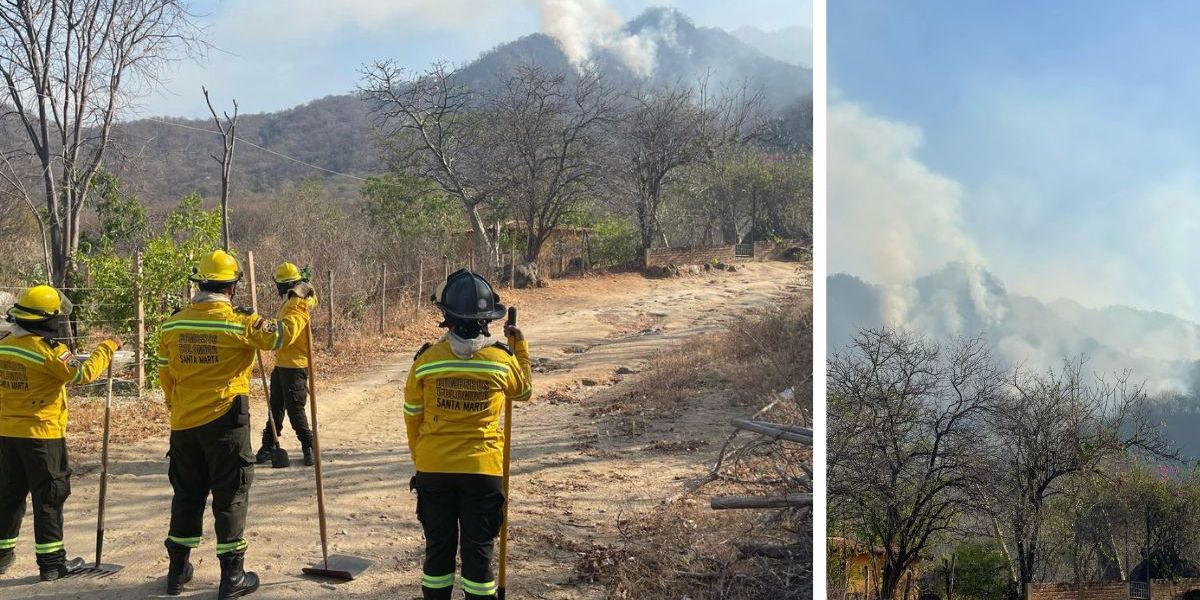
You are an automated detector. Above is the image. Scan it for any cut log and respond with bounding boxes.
[730,418,813,444]
[710,494,813,510]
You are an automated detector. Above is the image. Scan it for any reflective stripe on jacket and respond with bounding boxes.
[404,338,532,476]
[157,301,280,430]
[0,334,116,439]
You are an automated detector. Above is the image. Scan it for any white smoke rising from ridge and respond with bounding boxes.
[531,0,680,76]
[829,98,1004,331]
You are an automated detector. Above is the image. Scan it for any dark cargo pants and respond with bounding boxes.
[413,471,506,600]
[0,436,71,571]
[166,397,254,557]
[260,366,312,448]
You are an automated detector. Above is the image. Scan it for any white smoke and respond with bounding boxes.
[828,99,1001,329]
[531,0,681,77]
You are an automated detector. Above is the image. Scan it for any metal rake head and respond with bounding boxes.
[64,561,124,579]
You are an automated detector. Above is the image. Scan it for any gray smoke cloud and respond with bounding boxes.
[532,0,682,76]
[829,98,1004,332]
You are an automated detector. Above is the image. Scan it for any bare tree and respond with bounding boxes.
[0,0,202,284]
[828,328,1002,600]
[979,362,1175,598]
[359,60,504,266]
[203,86,237,251]
[610,76,763,252]
[487,64,615,265]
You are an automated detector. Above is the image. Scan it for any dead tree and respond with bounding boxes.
[203,86,238,251]
[610,76,764,253]
[978,362,1176,599]
[486,64,616,266]
[827,329,1002,600]
[0,0,203,284]
[359,60,505,267]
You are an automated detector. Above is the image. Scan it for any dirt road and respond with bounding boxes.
[0,261,809,599]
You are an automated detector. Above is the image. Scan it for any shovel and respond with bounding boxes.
[248,251,289,468]
[299,322,372,580]
[66,362,124,578]
[498,306,517,599]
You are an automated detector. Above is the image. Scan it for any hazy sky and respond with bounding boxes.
[829,1,1200,320]
[137,0,811,119]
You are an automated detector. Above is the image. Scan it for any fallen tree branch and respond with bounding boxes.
[711,494,813,510]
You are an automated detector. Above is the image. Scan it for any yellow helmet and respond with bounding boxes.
[8,284,67,322]
[190,249,242,284]
[273,262,304,284]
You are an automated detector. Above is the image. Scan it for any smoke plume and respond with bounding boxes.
[532,0,680,76]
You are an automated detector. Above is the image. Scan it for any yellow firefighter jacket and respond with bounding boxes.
[404,337,532,476]
[274,294,317,369]
[157,301,281,430]
[0,332,116,439]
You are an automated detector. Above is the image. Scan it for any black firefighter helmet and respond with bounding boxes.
[431,269,507,322]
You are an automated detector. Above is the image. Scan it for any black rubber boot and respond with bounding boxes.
[302,445,314,467]
[218,551,259,598]
[422,586,453,600]
[255,443,274,465]
[37,552,80,582]
[164,540,194,595]
[0,549,13,575]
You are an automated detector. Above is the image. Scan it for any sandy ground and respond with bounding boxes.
[0,261,810,599]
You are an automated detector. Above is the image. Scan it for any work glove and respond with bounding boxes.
[290,282,315,299]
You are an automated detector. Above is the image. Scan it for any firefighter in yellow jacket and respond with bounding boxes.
[405,269,532,600]
[157,250,281,599]
[255,262,317,466]
[0,285,119,581]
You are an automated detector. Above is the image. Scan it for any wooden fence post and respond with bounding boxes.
[379,264,387,336]
[326,269,335,349]
[246,251,258,309]
[416,257,424,315]
[510,240,517,288]
[134,251,144,396]
[443,254,449,280]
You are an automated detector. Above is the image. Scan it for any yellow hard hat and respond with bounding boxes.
[190,249,242,284]
[8,284,65,321]
[273,262,304,284]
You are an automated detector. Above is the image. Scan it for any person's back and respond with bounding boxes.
[0,285,118,581]
[156,250,278,599]
[159,300,279,430]
[404,269,531,600]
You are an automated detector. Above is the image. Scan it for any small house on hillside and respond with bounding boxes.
[829,537,921,600]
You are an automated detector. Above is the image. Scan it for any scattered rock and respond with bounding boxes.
[581,378,599,387]
[615,366,635,375]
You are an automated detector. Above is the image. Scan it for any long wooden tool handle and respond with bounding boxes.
[247,251,282,447]
[304,322,330,569]
[498,306,517,595]
[96,362,113,567]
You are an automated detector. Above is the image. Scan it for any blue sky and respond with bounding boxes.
[138,0,810,119]
[829,1,1200,318]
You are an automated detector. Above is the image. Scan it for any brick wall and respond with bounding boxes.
[1027,582,1127,600]
[642,239,809,268]
[643,244,739,268]
[1027,579,1200,600]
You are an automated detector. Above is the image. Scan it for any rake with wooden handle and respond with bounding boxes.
[66,361,124,578]
[299,320,372,580]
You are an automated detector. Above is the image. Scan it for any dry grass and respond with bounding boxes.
[68,394,170,457]
[577,502,810,600]
[575,298,812,599]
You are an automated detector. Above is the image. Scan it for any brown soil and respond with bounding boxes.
[0,261,810,599]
